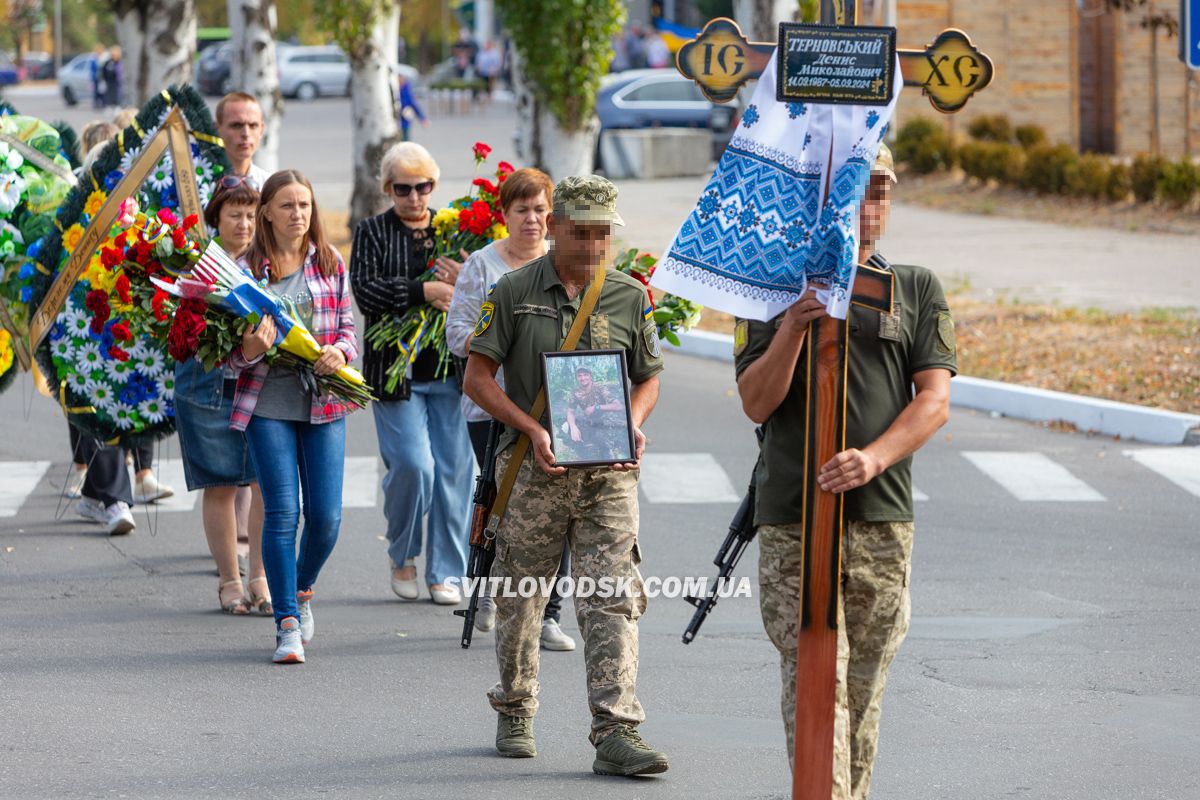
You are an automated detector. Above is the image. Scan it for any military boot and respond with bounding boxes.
[495,713,536,758]
[592,725,670,776]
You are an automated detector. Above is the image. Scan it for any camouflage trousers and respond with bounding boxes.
[758,520,914,800]
[486,448,648,745]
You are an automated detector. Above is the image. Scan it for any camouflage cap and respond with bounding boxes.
[873,142,898,184]
[553,174,625,227]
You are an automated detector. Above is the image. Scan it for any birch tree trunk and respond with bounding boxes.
[228,0,283,171]
[511,49,599,180]
[345,2,402,227]
[110,0,196,105]
[734,0,799,40]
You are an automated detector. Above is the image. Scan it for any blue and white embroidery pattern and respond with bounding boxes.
[653,51,903,321]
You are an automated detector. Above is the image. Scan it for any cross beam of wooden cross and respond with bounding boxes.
[677,17,993,113]
[672,6,992,800]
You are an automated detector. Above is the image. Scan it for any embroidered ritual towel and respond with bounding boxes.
[653,50,902,322]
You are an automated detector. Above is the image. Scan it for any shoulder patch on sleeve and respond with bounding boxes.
[733,319,748,357]
[474,301,496,337]
[642,321,661,359]
[935,311,956,355]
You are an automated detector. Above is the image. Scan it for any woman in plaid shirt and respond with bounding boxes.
[228,170,360,664]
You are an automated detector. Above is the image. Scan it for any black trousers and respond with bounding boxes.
[69,424,132,507]
[467,419,569,623]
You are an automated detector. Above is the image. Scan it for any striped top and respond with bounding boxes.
[348,209,439,401]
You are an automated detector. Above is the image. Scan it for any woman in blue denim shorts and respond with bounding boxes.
[175,178,269,616]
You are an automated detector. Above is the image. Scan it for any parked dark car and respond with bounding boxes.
[708,84,748,160]
[21,51,54,80]
[593,68,723,170]
[0,53,22,88]
[196,41,234,96]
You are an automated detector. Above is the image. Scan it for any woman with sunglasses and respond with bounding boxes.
[229,169,360,664]
[174,178,270,615]
[349,141,473,607]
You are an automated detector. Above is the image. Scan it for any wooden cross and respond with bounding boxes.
[673,6,992,799]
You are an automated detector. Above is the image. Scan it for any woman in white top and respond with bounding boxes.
[445,167,576,652]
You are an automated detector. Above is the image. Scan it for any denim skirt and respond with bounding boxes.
[174,360,256,490]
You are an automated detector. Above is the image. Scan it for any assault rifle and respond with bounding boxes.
[682,480,757,644]
[454,420,500,649]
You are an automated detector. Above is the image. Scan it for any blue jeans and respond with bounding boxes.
[373,380,472,586]
[245,416,346,625]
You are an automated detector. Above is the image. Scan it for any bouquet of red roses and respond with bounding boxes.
[364,142,511,392]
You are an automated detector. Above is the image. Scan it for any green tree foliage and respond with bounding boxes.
[313,0,390,59]
[497,0,626,132]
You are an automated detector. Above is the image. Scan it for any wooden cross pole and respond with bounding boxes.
[673,7,993,800]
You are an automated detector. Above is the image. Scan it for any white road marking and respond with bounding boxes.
[0,461,51,518]
[639,453,740,504]
[913,486,929,502]
[962,451,1105,502]
[342,456,379,508]
[1123,448,1200,499]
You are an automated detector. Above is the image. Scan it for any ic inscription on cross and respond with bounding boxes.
[674,5,993,799]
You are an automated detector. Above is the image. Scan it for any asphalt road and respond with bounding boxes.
[2,349,1198,800]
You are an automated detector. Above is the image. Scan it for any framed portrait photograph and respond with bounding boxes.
[541,349,636,468]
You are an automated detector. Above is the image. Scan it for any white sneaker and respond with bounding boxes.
[297,589,315,645]
[103,501,135,536]
[65,467,87,499]
[75,497,106,524]
[475,595,496,632]
[273,617,305,664]
[390,560,419,600]
[133,473,174,504]
[430,584,463,605]
[540,618,576,651]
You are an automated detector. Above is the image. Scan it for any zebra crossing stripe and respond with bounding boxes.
[1123,448,1200,499]
[343,457,379,508]
[0,461,51,517]
[962,451,1105,502]
[639,453,741,504]
[912,486,929,502]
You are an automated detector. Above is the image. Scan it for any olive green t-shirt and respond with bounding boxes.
[469,254,664,453]
[734,260,958,524]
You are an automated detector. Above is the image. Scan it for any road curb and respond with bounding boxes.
[666,330,1200,446]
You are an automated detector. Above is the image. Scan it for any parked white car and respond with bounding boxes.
[58,53,94,106]
[277,46,351,101]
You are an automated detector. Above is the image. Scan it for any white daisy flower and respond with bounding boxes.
[194,155,214,183]
[65,371,88,393]
[77,343,103,370]
[126,341,149,362]
[52,339,76,361]
[119,147,139,173]
[156,374,175,401]
[147,160,175,191]
[64,307,91,336]
[138,350,166,377]
[89,383,117,412]
[111,402,137,430]
[105,358,133,382]
[138,398,168,424]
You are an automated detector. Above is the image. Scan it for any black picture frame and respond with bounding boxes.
[541,349,636,468]
[776,22,897,106]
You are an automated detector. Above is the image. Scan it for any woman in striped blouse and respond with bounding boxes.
[348,142,473,607]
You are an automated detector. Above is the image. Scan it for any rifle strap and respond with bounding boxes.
[488,265,607,528]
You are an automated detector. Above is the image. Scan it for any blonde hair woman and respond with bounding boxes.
[348,141,472,607]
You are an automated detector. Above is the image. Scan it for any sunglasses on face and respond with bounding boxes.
[392,180,435,197]
[220,175,250,189]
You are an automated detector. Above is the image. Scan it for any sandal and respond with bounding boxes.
[219,579,250,615]
[248,576,273,617]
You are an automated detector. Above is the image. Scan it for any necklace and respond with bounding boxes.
[400,210,430,225]
[501,237,544,266]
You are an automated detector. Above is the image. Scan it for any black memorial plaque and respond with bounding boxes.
[776,23,896,105]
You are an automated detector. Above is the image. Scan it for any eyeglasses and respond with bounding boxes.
[392,180,435,198]
[220,175,250,189]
